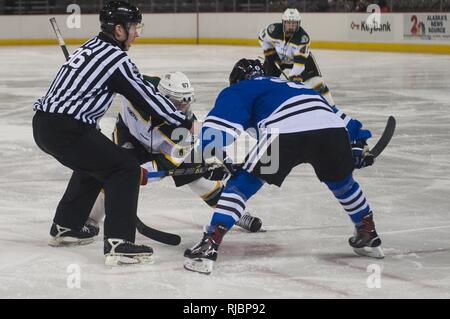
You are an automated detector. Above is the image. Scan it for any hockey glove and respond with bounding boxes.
[351,140,374,169]
[204,154,236,177]
[203,166,229,181]
[346,118,372,141]
[222,156,237,176]
[263,54,282,77]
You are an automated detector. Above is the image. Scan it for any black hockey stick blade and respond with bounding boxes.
[136,217,181,246]
[369,116,396,158]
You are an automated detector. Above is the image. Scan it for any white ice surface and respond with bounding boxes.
[1,44,450,298]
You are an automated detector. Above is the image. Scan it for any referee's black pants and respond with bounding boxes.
[32,111,141,242]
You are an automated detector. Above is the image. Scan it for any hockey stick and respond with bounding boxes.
[369,116,396,158]
[49,17,70,61]
[49,18,182,246]
[275,62,289,80]
[148,115,396,179]
[136,217,181,246]
[142,117,395,244]
[147,163,244,179]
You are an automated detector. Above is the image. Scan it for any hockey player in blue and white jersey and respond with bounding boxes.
[184,59,382,275]
[87,71,263,236]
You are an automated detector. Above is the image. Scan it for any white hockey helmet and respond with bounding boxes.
[158,71,195,115]
[281,8,301,37]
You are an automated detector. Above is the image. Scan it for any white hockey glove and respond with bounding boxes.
[203,155,236,180]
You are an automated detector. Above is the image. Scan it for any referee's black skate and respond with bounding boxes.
[86,217,101,236]
[235,211,264,233]
[184,224,228,275]
[104,238,154,266]
[49,222,98,247]
[349,213,384,259]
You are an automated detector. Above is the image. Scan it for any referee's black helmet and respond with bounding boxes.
[100,1,142,34]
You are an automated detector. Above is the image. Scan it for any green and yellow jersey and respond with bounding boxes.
[258,22,311,80]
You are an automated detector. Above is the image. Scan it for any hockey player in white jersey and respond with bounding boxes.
[259,8,335,106]
[87,71,263,237]
[184,59,382,275]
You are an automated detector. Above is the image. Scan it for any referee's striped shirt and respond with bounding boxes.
[33,32,192,129]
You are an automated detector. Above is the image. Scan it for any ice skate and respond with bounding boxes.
[184,224,227,275]
[104,238,154,266]
[349,213,384,259]
[49,223,98,247]
[235,211,265,233]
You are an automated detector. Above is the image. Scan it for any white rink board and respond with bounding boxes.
[0,44,450,298]
[1,13,449,46]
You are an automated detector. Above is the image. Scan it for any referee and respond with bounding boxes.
[32,1,194,265]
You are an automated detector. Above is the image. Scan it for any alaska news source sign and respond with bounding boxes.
[404,13,450,41]
[348,14,394,41]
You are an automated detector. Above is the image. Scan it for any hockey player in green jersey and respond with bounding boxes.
[258,8,335,106]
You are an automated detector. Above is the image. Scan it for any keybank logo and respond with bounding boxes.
[350,4,392,35]
[351,20,392,34]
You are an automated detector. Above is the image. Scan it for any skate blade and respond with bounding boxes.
[48,236,95,247]
[104,254,154,267]
[353,246,385,259]
[183,258,213,275]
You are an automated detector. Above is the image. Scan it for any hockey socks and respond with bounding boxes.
[210,171,264,230]
[212,192,247,229]
[325,175,371,226]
